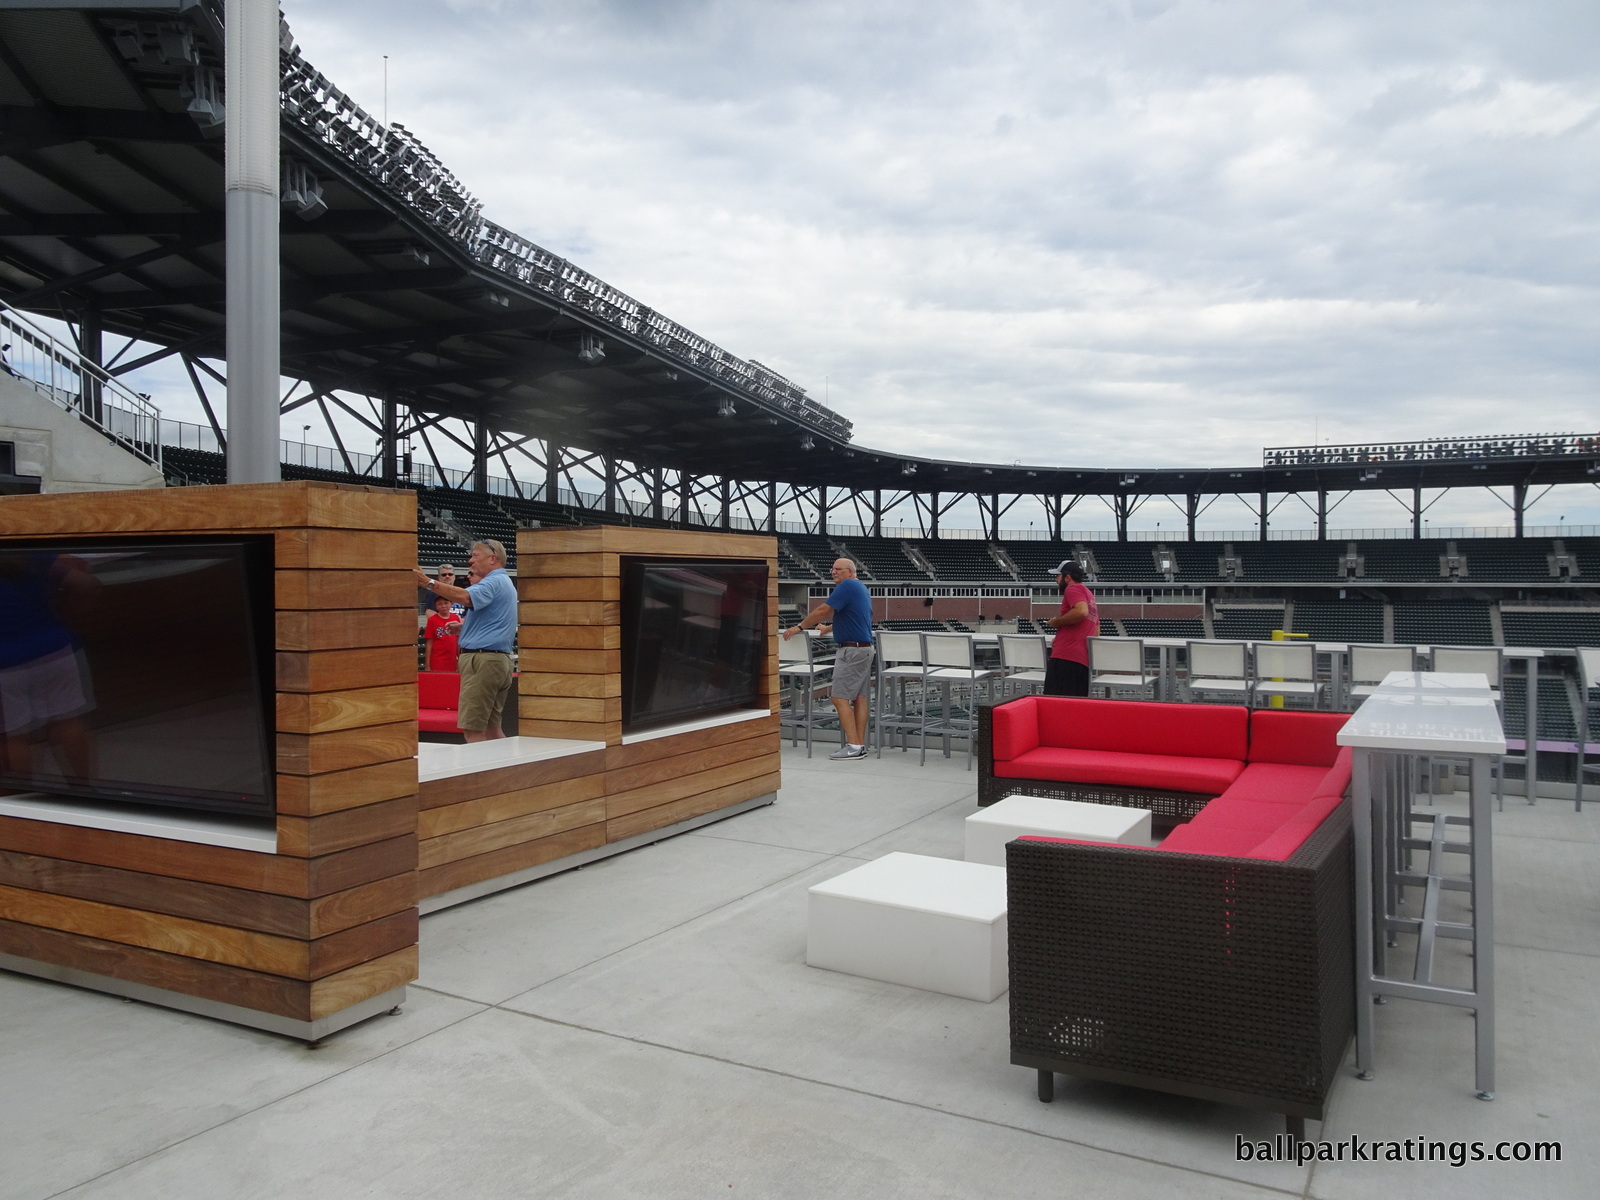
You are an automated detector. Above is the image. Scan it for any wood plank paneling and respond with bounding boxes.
[0,849,307,938]
[517,696,620,723]
[277,684,415,735]
[602,715,778,770]
[518,625,621,650]
[0,815,309,895]
[518,672,622,699]
[277,797,418,859]
[307,873,418,938]
[605,736,779,795]
[0,484,310,536]
[418,798,607,870]
[273,529,417,570]
[302,484,417,533]
[308,944,418,1020]
[276,609,419,652]
[0,918,311,1019]
[417,750,607,809]
[519,648,622,675]
[306,910,418,979]
[304,835,418,899]
[605,753,782,820]
[519,553,617,578]
[418,775,608,839]
[517,601,619,626]
[276,720,417,776]
[605,772,779,842]
[276,646,416,692]
[0,882,308,974]
[275,569,415,611]
[518,576,619,602]
[276,758,419,817]
[418,824,607,899]
[515,718,615,742]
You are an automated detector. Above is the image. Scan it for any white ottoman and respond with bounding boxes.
[806,852,1008,1002]
[964,794,1152,867]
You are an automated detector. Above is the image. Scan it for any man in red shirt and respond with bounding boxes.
[423,595,462,672]
[1043,559,1098,696]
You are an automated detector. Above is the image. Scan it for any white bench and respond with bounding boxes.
[964,794,1152,867]
[806,852,1008,1002]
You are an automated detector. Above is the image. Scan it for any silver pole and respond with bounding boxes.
[224,0,281,484]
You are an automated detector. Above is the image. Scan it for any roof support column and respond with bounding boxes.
[1258,488,1269,540]
[652,468,665,521]
[1115,495,1130,541]
[1513,481,1527,536]
[817,486,829,537]
[223,0,281,484]
[545,443,561,505]
[679,473,692,527]
[929,492,939,539]
[719,477,731,529]
[1186,493,1199,542]
[1316,489,1327,540]
[1047,495,1064,541]
[380,393,397,486]
[767,481,778,533]
[988,493,1001,541]
[472,417,488,494]
[871,489,882,539]
[1412,484,1423,539]
[77,308,103,426]
[603,456,617,513]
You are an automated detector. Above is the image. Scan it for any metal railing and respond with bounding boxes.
[277,32,851,443]
[1265,432,1600,467]
[1,301,162,471]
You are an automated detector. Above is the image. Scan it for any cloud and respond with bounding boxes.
[260,1,1600,526]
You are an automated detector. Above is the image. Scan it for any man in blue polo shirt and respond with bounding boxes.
[413,539,516,742]
[782,558,873,761]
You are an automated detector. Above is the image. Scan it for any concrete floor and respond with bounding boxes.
[4,744,1596,1199]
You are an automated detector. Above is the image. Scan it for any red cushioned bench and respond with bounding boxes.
[979,696,1355,1136]
[418,671,461,733]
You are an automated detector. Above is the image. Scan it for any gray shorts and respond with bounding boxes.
[830,645,875,701]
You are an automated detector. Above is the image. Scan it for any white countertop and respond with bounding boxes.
[620,707,770,745]
[1337,690,1507,756]
[1374,670,1494,695]
[0,793,278,853]
[417,736,606,783]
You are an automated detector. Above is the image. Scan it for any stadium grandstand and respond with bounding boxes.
[2,0,1598,792]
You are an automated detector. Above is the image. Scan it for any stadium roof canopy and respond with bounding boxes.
[1,0,1596,501]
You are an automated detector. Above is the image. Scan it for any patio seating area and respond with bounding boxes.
[3,742,1593,1198]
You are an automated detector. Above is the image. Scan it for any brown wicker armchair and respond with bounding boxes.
[1004,810,1354,1136]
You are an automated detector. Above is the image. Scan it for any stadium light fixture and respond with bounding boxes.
[799,434,815,451]
[578,334,605,363]
[902,463,917,476]
[717,396,735,418]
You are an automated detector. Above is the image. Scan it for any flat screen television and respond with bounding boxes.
[0,535,277,818]
[620,557,768,734]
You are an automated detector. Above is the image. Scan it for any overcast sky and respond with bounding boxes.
[171,1,1600,529]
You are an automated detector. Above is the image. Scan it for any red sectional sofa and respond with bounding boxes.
[978,696,1355,1136]
[418,671,462,733]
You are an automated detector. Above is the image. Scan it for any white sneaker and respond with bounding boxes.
[828,745,865,760]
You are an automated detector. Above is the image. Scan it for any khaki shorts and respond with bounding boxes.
[457,650,514,732]
[830,645,875,701]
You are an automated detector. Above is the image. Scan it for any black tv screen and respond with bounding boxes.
[0,535,277,818]
[621,557,768,733]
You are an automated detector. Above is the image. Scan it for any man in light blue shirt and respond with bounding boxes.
[414,539,516,741]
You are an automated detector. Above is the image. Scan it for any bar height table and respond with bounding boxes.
[1338,676,1505,1100]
